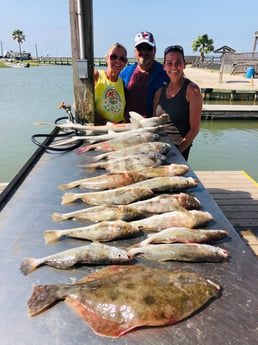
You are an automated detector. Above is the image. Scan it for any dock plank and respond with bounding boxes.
[195,170,258,256]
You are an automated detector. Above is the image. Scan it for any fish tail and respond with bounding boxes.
[20,257,39,276]
[27,285,61,317]
[44,230,62,244]
[58,182,77,191]
[62,193,79,205]
[51,212,68,221]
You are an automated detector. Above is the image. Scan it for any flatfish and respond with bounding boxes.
[26,265,222,338]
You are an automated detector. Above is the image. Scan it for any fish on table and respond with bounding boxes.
[44,220,141,244]
[75,132,160,153]
[26,265,222,338]
[81,152,167,171]
[84,141,171,163]
[58,171,146,191]
[19,242,131,276]
[128,243,229,263]
[136,163,190,177]
[58,163,191,191]
[52,193,201,223]
[128,176,198,193]
[131,227,229,247]
[52,204,143,222]
[129,111,170,128]
[130,210,213,232]
[51,126,164,147]
[61,186,154,205]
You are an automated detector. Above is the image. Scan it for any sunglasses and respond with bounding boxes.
[136,44,154,52]
[164,45,184,55]
[109,54,128,63]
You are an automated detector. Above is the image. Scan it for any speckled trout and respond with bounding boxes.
[20,242,131,276]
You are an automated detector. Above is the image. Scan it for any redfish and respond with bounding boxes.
[20,242,131,276]
[26,265,221,337]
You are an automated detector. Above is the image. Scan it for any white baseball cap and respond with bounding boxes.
[134,31,156,48]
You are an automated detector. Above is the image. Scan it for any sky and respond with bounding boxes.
[1,0,258,58]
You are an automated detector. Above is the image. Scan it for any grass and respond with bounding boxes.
[0,60,11,68]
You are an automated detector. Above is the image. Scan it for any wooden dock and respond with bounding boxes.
[202,104,258,119]
[195,170,258,256]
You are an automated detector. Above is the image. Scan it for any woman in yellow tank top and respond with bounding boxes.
[94,43,128,124]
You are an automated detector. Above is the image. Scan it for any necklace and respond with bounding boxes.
[166,78,185,98]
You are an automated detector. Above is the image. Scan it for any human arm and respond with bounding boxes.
[178,82,202,153]
[152,88,162,116]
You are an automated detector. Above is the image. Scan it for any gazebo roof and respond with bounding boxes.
[214,46,236,54]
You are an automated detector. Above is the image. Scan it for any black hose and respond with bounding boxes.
[31,116,84,152]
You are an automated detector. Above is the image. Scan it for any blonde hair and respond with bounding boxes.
[106,42,127,57]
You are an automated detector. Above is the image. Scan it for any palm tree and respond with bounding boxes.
[192,34,214,62]
[12,29,26,61]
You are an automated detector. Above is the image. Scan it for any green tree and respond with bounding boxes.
[12,29,26,61]
[192,34,214,62]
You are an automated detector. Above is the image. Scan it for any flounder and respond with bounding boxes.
[26,265,222,338]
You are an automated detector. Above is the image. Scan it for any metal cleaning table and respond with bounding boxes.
[0,138,257,345]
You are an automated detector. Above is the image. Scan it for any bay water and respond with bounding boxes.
[0,65,257,183]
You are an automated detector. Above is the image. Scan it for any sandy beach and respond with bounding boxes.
[184,66,258,91]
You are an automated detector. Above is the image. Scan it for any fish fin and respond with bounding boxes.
[66,297,128,338]
[27,285,61,317]
[129,111,145,121]
[51,212,67,222]
[62,193,79,205]
[44,230,62,244]
[20,257,38,276]
[129,117,142,129]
